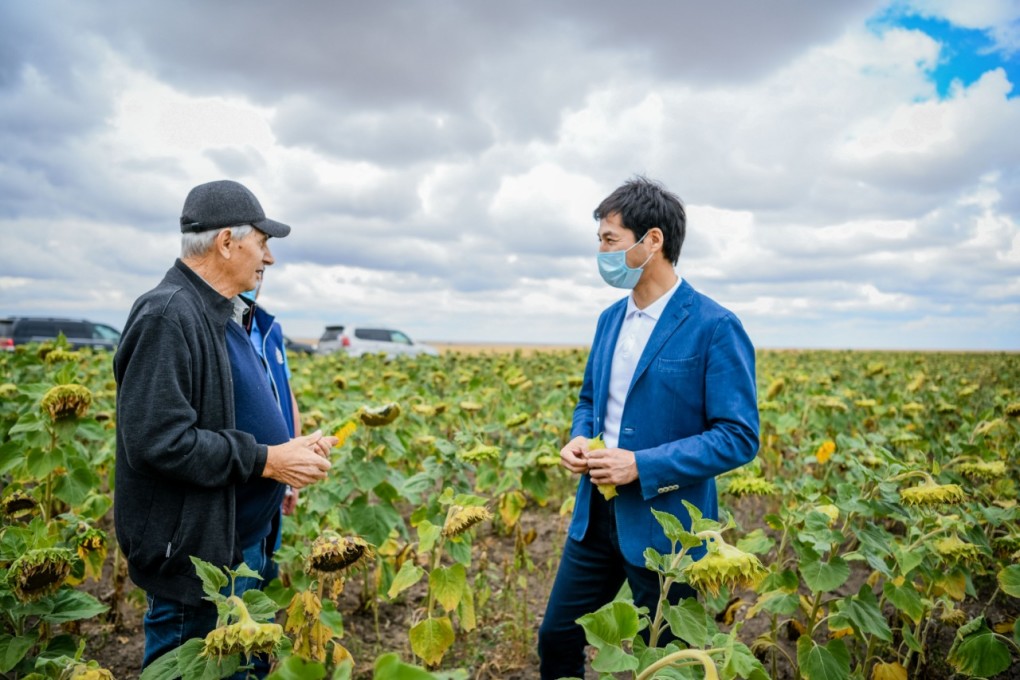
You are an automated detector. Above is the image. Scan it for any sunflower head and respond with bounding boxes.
[939,606,968,627]
[1,490,39,521]
[0,383,17,399]
[899,481,966,507]
[202,619,284,660]
[765,378,785,400]
[458,444,501,463]
[74,525,109,561]
[683,540,766,597]
[442,505,493,537]
[504,413,530,428]
[724,476,778,497]
[66,662,116,679]
[307,532,375,574]
[358,402,401,427]
[934,533,981,563]
[43,349,81,364]
[459,400,484,413]
[411,403,438,417]
[40,384,93,421]
[956,460,1007,480]
[1004,402,1020,417]
[8,548,75,601]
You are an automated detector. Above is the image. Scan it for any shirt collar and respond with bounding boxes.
[626,276,682,321]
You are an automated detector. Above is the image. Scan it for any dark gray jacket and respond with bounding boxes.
[114,260,268,606]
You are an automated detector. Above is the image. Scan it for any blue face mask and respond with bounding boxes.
[597,233,653,289]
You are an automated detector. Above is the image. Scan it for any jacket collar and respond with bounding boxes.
[168,259,236,325]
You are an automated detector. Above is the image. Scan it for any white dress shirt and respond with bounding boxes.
[603,276,682,449]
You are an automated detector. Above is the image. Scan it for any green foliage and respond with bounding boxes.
[2,346,1019,676]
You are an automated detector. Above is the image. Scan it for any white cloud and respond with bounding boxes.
[0,0,1017,350]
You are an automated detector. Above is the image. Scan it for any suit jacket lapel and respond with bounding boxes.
[628,281,694,395]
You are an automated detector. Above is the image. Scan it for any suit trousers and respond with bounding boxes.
[537,492,696,679]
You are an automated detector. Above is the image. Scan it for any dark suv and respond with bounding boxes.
[2,317,122,351]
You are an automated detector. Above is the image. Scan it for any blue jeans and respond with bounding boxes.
[537,494,696,680]
[142,536,277,677]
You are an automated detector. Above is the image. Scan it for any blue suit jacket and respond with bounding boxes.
[568,279,759,566]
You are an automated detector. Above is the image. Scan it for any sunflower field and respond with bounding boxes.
[1,341,1018,679]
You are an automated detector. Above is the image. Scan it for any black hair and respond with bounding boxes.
[593,176,686,265]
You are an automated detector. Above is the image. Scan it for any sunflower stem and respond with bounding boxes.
[636,648,722,680]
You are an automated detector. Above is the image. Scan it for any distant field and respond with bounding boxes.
[294,339,587,355]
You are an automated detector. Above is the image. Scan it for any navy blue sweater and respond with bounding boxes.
[225,321,289,547]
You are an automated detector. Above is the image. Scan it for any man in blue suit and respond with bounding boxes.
[538,177,759,679]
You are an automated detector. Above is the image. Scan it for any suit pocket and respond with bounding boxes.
[656,355,700,374]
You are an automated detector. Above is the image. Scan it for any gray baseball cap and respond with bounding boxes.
[179,180,291,238]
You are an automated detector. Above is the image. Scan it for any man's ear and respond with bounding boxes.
[648,227,665,253]
[214,228,233,258]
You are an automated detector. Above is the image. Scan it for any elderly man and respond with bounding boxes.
[113,180,335,671]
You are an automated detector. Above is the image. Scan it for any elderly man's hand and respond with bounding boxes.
[263,433,333,489]
[304,429,338,458]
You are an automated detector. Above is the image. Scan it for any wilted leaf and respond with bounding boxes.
[388,561,425,600]
[947,617,1012,677]
[409,617,455,667]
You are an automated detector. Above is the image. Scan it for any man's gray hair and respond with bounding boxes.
[180,224,254,259]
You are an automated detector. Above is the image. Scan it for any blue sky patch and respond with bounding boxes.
[872,12,1019,99]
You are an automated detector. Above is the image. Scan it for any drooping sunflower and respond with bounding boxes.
[1,490,39,521]
[201,598,284,660]
[458,444,500,463]
[934,533,981,563]
[724,476,778,497]
[504,413,530,428]
[307,532,375,574]
[899,480,966,507]
[683,540,766,597]
[442,505,492,538]
[40,384,93,421]
[43,349,81,364]
[8,548,75,601]
[65,662,116,679]
[358,402,401,426]
[955,460,1007,481]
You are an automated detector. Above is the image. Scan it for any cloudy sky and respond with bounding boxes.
[2,1,1018,350]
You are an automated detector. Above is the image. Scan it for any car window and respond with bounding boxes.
[15,320,91,339]
[355,328,392,342]
[319,326,344,341]
[0,320,12,337]
[92,324,121,341]
[390,331,412,345]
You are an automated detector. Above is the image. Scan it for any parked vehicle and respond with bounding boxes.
[317,325,438,358]
[1,316,121,351]
[283,336,316,355]
[0,318,13,351]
